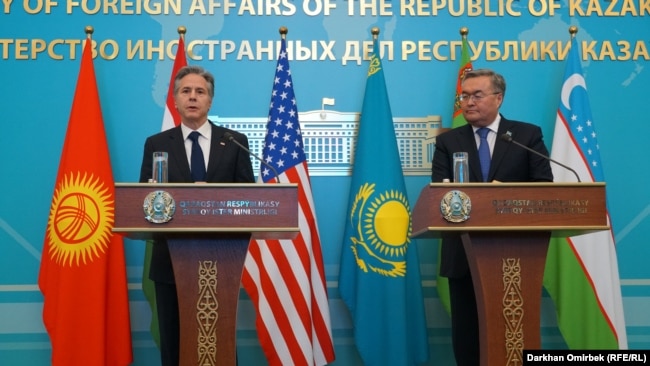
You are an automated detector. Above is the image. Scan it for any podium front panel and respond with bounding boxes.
[412,182,608,238]
[113,183,299,240]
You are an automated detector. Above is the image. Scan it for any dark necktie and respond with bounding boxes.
[477,127,491,182]
[188,131,206,182]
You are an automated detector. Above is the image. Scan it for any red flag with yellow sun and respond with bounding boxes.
[38,36,133,366]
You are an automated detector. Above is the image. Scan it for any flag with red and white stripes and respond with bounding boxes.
[241,37,335,366]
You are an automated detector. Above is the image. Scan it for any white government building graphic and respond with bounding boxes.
[213,106,444,177]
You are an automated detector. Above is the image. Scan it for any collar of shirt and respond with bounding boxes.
[181,120,212,168]
[181,120,212,141]
[472,114,501,153]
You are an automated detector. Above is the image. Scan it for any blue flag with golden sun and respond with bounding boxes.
[339,38,429,366]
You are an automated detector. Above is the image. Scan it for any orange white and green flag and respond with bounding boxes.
[142,32,188,347]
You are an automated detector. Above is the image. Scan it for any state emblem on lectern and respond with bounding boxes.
[440,190,471,223]
[143,190,176,224]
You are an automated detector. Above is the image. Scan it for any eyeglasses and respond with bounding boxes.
[459,92,501,103]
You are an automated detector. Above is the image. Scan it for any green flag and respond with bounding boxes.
[437,30,473,315]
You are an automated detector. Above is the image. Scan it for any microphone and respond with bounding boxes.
[500,132,581,182]
[223,132,280,181]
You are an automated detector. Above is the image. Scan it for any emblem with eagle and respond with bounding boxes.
[348,182,412,278]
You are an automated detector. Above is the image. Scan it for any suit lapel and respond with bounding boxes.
[206,123,226,180]
[169,126,193,182]
[490,117,515,179]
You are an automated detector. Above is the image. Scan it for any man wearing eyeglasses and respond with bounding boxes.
[432,68,554,365]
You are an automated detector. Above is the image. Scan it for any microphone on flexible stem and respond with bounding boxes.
[223,132,280,182]
[500,133,581,182]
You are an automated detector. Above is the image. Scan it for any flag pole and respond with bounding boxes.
[178,25,186,56]
[569,25,577,39]
[459,26,468,62]
[459,25,468,64]
[84,25,93,39]
[370,27,379,62]
[84,25,93,53]
[178,25,186,53]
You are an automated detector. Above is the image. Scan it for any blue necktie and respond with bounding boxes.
[188,131,206,182]
[477,127,491,182]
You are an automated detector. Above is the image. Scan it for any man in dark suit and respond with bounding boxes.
[139,65,255,366]
[432,69,553,365]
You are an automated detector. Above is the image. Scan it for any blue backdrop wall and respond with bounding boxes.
[1,1,649,364]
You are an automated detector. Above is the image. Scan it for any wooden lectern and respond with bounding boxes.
[113,183,299,366]
[411,182,608,366]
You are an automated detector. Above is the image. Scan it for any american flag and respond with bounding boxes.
[544,34,627,349]
[241,37,335,366]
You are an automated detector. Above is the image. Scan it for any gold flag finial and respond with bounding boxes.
[460,27,469,39]
[85,26,94,39]
[371,27,380,40]
[279,26,288,40]
[178,26,186,39]
[569,26,578,39]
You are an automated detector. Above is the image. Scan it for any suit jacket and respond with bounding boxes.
[432,116,553,278]
[139,122,255,283]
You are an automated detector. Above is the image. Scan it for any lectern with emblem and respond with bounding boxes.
[411,182,608,366]
[113,183,299,366]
